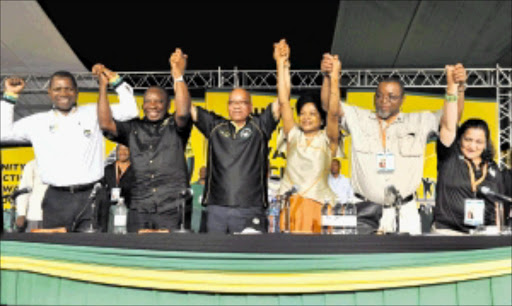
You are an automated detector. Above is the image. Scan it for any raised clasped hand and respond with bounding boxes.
[330,55,342,78]
[273,39,290,66]
[170,48,188,78]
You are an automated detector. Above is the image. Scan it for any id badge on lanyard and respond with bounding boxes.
[463,160,488,227]
[464,199,485,226]
[377,119,395,173]
[377,151,395,173]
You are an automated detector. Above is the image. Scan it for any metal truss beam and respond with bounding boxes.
[1,67,502,92]
[496,66,512,169]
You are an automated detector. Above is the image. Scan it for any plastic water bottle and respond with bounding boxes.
[332,202,344,235]
[345,202,358,235]
[113,197,127,234]
[321,199,331,235]
[267,197,280,233]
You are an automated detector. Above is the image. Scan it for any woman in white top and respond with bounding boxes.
[274,39,340,233]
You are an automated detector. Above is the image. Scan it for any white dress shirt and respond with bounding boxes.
[16,159,48,221]
[340,103,441,204]
[328,173,354,204]
[1,82,138,186]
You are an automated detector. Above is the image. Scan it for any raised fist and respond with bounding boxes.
[273,39,290,64]
[453,63,467,85]
[170,48,188,79]
[3,77,25,94]
[321,53,334,74]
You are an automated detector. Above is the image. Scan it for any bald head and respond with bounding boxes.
[229,88,251,103]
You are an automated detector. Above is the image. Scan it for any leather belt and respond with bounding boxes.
[355,193,414,206]
[51,181,98,193]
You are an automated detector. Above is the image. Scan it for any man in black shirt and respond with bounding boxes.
[97,49,192,232]
[190,88,280,233]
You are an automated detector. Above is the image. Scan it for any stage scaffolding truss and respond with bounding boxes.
[1,66,511,168]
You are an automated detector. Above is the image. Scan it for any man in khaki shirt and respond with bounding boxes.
[321,54,466,234]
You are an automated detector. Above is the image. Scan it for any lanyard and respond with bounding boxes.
[377,115,398,151]
[116,162,127,187]
[463,159,488,194]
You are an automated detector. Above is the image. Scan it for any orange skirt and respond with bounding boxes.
[280,195,328,234]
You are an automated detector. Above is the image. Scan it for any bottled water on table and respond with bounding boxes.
[267,197,281,233]
[321,199,331,235]
[113,197,127,234]
[332,202,345,235]
[344,202,358,235]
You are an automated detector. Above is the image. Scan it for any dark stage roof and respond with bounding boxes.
[36,0,511,72]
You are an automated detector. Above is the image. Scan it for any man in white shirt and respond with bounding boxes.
[1,67,138,231]
[328,159,354,204]
[15,159,48,232]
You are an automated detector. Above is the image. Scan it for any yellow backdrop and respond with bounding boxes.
[2,90,497,210]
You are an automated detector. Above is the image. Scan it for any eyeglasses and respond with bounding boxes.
[375,92,402,102]
[228,100,250,106]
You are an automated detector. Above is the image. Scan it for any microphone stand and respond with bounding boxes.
[175,191,190,233]
[7,194,16,233]
[80,183,102,233]
[480,188,512,234]
[394,194,402,234]
[390,195,411,236]
[83,193,99,233]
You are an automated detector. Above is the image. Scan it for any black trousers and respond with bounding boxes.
[97,188,112,232]
[42,186,95,232]
[355,201,384,235]
[207,205,266,234]
[127,209,181,232]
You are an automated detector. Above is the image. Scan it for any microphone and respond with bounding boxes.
[480,186,512,203]
[384,185,400,206]
[179,188,193,199]
[283,185,300,197]
[89,183,102,199]
[175,188,194,233]
[11,187,32,200]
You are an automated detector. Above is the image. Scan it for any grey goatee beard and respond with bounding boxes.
[376,109,392,119]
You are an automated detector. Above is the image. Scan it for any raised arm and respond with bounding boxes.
[320,53,333,112]
[1,77,28,141]
[170,48,191,127]
[275,39,294,136]
[320,53,344,118]
[97,65,138,121]
[93,64,117,135]
[326,55,341,154]
[454,63,467,122]
[439,65,459,147]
